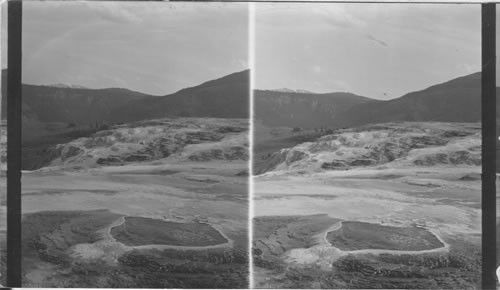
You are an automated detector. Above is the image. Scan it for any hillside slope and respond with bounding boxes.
[35,118,248,170]
[112,70,250,123]
[332,73,482,128]
[254,90,377,128]
[257,122,480,175]
[1,70,153,125]
[1,69,250,125]
[21,85,152,125]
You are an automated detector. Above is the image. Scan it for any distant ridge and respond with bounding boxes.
[1,69,250,124]
[255,72,486,129]
[254,90,378,128]
[49,83,89,89]
[0,70,491,129]
[272,88,315,94]
[112,69,249,122]
[332,72,482,128]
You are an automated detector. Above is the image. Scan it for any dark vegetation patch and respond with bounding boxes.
[459,173,481,181]
[22,128,98,170]
[110,217,227,247]
[64,247,249,288]
[22,210,248,288]
[254,216,479,289]
[183,176,220,183]
[256,149,307,174]
[217,126,246,134]
[235,170,248,177]
[115,169,180,176]
[403,181,441,188]
[326,222,443,251]
[22,210,121,267]
[440,130,474,138]
[112,248,248,288]
[253,131,321,175]
[321,160,350,170]
[324,245,480,289]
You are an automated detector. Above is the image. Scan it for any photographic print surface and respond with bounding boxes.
[252,3,482,289]
[20,2,249,288]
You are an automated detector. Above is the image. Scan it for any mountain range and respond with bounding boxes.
[255,72,485,130]
[331,72,483,128]
[1,69,250,125]
[272,88,315,94]
[111,70,249,123]
[0,69,492,130]
[254,90,374,128]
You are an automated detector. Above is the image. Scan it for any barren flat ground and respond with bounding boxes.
[253,122,481,289]
[20,118,249,288]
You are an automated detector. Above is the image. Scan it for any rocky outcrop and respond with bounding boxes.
[41,118,248,169]
[255,150,306,175]
[414,151,481,166]
[257,122,481,174]
[217,126,246,134]
[60,145,84,161]
[188,146,248,162]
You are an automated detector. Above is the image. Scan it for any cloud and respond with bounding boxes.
[314,5,365,29]
[256,4,365,30]
[85,3,141,24]
[365,33,388,47]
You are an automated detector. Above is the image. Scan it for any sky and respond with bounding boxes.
[255,3,481,100]
[16,2,248,96]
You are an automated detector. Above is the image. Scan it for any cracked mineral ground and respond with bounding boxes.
[19,118,249,288]
[253,122,481,289]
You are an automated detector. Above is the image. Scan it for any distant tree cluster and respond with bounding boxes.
[67,121,110,131]
[91,121,110,130]
[314,126,334,134]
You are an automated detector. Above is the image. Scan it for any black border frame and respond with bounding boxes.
[6,0,22,287]
[4,1,498,289]
[482,3,496,289]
